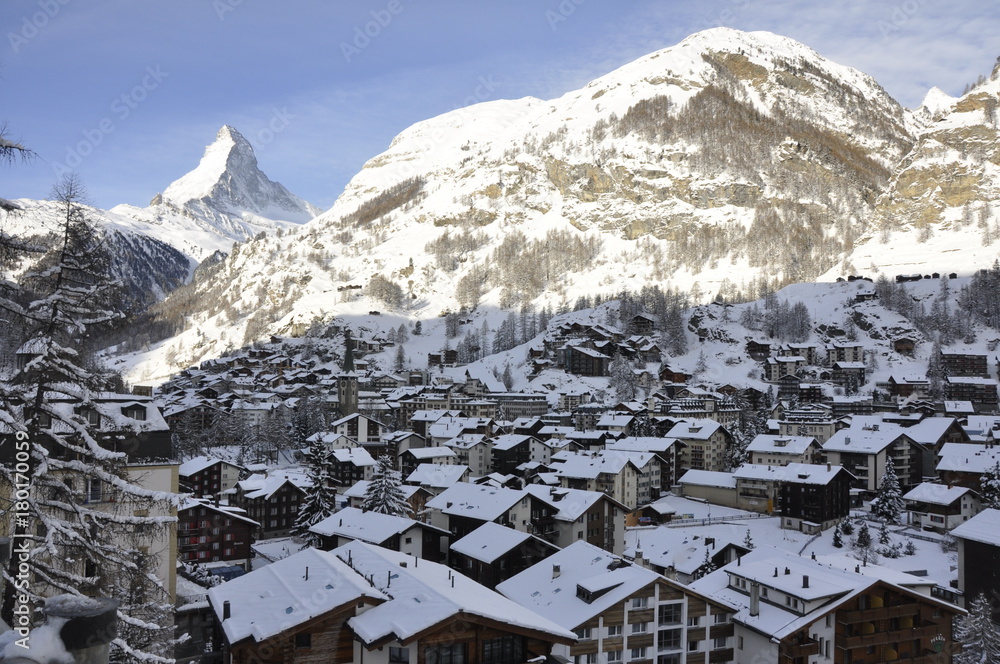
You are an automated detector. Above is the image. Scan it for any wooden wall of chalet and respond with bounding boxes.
[228,600,362,664]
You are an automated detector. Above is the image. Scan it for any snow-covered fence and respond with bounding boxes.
[627,513,774,530]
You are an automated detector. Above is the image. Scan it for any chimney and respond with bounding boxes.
[784,567,790,575]
[749,581,760,617]
[305,567,309,581]
[552,564,561,579]
[802,575,809,588]
[774,567,779,577]
[223,600,231,620]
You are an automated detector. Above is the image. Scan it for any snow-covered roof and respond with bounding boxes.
[523,484,619,521]
[491,434,535,451]
[450,522,540,563]
[822,421,908,454]
[952,508,1000,546]
[404,446,458,459]
[426,483,524,521]
[343,480,423,500]
[405,463,469,488]
[676,469,737,489]
[666,419,722,440]
[208,547,386,645]
[606,436,677,453]
[309,506,445,543]
[179,456,240,477]
[336,541,575,645]
[178,497,259,526]
[550,449,655,479]
[732,463,849,486]
[937,443,1000,474]
[328,447,375,466]
[237,472,310,500]
[902,483,973,506]
[904,417,959,445]
[746,434,816,455]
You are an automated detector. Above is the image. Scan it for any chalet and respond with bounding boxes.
[425,483,527,540]
[443,434,494,476]
[548,449,661,509]
[745,434,821,466]
[745,339,771,361]
[208,543,575,664]
[342,479,432,520]
[887,374,930,399]
[628,312,656,335]
[821,419,924,492]
[776,343,819,364]
[893,337,916,355]
[689,547,962,664]
[399,446,458,477]
[178,457,245,498]
[326,412,386,445]
[404,463,471,494]
[953,509,1000,623]
[309,506,448,562]
[903,483,980,533]
[230,472,309,538]
[498,541,736,664]
[778,405,836,443]
[327,447,376,487]
[491,434,547,474]
[940,350,990,378]
[522,485,628,554]
[668,419,731,472]
[563,343,611,377]
[936,442,1000,490]
[449,521,559,590]
[826,342,864,364]
[659,363,692,384]
[178,497,257,569]
[945,376,999,408]
[830,361,866,388]
[381,430,426,456]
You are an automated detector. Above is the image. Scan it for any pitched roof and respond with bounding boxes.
[951,508,1000,546]
[902,482,974,506]
[208,547,386,645]
[309,506,445,543]
[426,483,525,521]
[336,541,575,645]
[405,463,469,488]
[450,522,544,564]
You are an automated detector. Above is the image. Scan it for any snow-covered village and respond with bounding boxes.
[3,3,1000,664]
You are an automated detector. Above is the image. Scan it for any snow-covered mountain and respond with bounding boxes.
[110,125,321,262]
[826,64,1000,280]
[116,28,999,381]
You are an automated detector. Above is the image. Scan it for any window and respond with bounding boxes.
[658,604,682,626]
[738,636,744,650]
[687,616,699,627]
[631,622,647,634]
[389,647,410,663]
[688,641,699,652]
[481,636,523,664]
[574,628,592,640]
[714,612,727,624]
[629,648,646,660]
[86,479,102,503]
[657,629,681,651]
[294,633,311,648]
[607,624,622,637]
[713,637,726,649]
[425,644,466,664]
[607,650,622,663]
[631,597,648,609]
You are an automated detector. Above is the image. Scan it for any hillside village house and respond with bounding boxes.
[309,506,449,562]
[668,419,731,472]
[549,448,661,509]
[820,419,925,493]
[178,497,257,569]
[745,434,821,466]
[449,521,560,590]
[179,457,245,498]
[498,540,736,664]
[208,543,575,664]
[229,471,309,538]
[689,547,962,664]
[953,509,1000,624]
[902,483,980,533]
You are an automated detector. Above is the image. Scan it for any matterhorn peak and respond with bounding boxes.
[155,125,320,225]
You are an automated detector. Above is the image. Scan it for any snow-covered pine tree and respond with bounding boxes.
[954,593,1000,664]
[608,352,637,402]
[0,175,177,663]
[980,462,1000,509]
[871,459,904,525]
[293,436,338,544]
[361,455,408,516]
[742,528,754,550]
[832,523,844,548]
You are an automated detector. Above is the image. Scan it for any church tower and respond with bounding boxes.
[337,328,359,418]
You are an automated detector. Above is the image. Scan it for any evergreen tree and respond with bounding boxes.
[608,352,637,401]
[742,528,754,550]
[394,343,406,372]
[0,175,176,662]
[955,593,1000,664]
[361,455,408,516]
[294,436,339,544]
[980,462,1000,509]
[832,523,844,548]
[662,307,688,356]
[878,522,891,546]
[871,460,904,525]
[841,519,854,535]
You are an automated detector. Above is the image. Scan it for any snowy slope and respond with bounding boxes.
[118,28,933,381]
[828,67,1000,280]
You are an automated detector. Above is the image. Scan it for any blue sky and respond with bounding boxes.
[2,0,998,211]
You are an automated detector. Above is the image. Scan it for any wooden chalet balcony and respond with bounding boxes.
[710,623,735,639]
[709,647,735,663]
[843,623,941,650]
[783,637,820,658]
[839,602,919,624]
